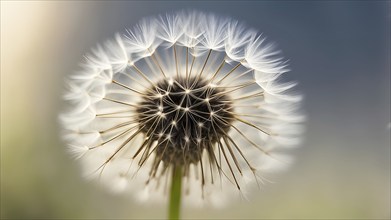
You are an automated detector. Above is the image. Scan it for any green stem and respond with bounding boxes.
[168,166,182,220]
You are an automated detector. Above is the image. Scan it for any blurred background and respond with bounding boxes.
[1,1,390,219]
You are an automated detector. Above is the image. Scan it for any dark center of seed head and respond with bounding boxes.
[136,76,234,166]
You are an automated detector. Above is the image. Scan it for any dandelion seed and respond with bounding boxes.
[60,10,303,210]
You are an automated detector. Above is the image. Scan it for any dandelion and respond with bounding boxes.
[60,11,303,219]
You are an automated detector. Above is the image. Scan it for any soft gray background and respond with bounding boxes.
[2,1,390,219]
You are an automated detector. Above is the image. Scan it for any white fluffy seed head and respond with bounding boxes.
[59,10,304,207]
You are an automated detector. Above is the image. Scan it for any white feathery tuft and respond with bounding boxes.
[66,144,90,160]
[244,35,288,74]
[199,13,228,51]
[102,33,129,73]
[225,20,256,62]
[157,13,184,45]
[85,44,112,70]
[124,18,160,56]
[177,11,205,48]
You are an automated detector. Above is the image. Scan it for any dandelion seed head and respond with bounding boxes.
[60,10,304,206]
[136,76,234,166]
